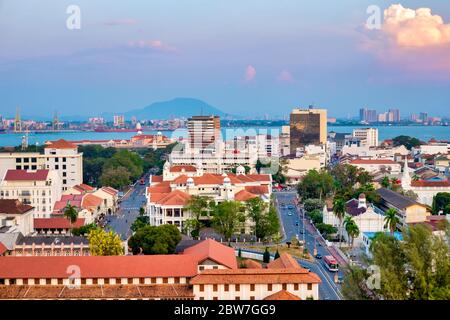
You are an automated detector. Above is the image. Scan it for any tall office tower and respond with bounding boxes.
[378,112,387,122]
[359,108,377,123]
[187,115,221,153]
[388,109,400,122]
[113,115,125,127]
[289,106,327,155]
[14,107,22,132]
[420,112,428,123]
[352,128,379,147]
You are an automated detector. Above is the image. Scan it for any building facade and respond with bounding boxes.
[289,107,327,155]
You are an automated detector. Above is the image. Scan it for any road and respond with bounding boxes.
[105,175,149,241]
[274,191,344,300]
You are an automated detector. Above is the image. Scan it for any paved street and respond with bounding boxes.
[274,191,344,300]
[105,174,149,241]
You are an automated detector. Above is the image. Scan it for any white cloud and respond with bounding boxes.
[244,65,256,82]
[383,4,450,47]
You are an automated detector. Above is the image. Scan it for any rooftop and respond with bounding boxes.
[34,218,86,229]
[0,199,34,215]
[44,139,77,149]
[4,169,49,181]
[263,290,301,300]
[376,188,426,210]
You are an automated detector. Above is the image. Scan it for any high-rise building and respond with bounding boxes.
[388,109,400,122]
[359,108,377,123]
[352,128,379,147]
[289,107,327,155]
[420,112,428,123]
[187,115,221,153]
[378,112,387,122]
[113,115,125,127]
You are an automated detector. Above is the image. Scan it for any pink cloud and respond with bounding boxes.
[277,70,295,83]
[244,65,256,82]
[127,40,177,53]
[360,4,450,76]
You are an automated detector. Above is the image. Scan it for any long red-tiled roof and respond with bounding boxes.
[0,199,34,215]
[44,139,77,149]
[74,184,95,193]
[267,253,302,270]
[150,175,163,184]
[0,255,198,279]
[34,218,85,229]
[234,190,258,201]
[53,195,83,213]
[190,268,321,284]
[4,169,49,181]
[0,242,7,255]
[246,174,272,182]
[183,238,238,269]
[263,290,301,300]
[100,186,119,195]
[349,159,397,165]
[245,185,269,195]
[411,180,450,187]
[169,165,197,173]
[147,185,172,194]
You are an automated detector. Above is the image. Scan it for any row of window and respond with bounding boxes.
[2,277,184,285]
[198,283,313,292]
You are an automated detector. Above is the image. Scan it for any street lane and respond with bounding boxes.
[274,191,344,300]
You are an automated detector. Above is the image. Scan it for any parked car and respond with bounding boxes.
[315,253,322,259]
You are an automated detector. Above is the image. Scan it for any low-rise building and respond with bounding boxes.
[0,199,35,235]
[348,159,401,174]
[34,218,86,235]
[7,236,90,257]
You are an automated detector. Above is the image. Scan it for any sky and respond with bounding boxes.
[0,0,449,119]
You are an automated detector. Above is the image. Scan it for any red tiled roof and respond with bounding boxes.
[82,194,103,209]
[267,253,302,270]
[246,174,272,182]
[0,255,198,279]
[193,174,224,185]
[100,186,119,195]
[156,190,191,206]
[0,242,8,255]
[75,184,95,192]
[245,185,269,195]
[150,175,163,183]
[411,180,450,187]
[184,238,238,269]
[44,139,77,149]
[349,159,397,165]
[169,165,197,173]
[4,169,49,181]
[34,218,85,229]
[0,199,34,215]
[264,290,301,300]
[234,190,258,201]
[241,259,262,269]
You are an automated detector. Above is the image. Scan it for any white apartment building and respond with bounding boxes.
[0,139,83,192]
[412,143,449,156]
[0,169,62,218]
[0,199,35,236]
[352,128,379,147]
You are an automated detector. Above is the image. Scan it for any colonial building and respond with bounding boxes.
[0,239,321,300]
[146,165,271,232]
[0,199,35,235]
[6,235,90,257]
[0,169,62,218]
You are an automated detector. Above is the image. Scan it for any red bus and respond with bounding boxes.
[139,178,145,185]
[323,255,339,272]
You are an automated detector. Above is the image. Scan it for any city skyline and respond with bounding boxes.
[1,1,450,118]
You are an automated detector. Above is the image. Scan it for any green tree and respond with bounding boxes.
[297,170,333,200]
[344,216,359,247]
[384,208,400,235]
[104,149,144,181]
[88,228,124,256]
[99,166,131,189]
[303,198,324,212]
[333,197,346,243]
[392,135,421,150]
[131,215,150,232]
[128,224,182,255]
[139,207,146,216]
[72,223,98,236]
[63,203,78,235]
[432,192,450,215]
[274,249,280,259]
[212,201,246,242]
[245,198,279,240]
[184,196,212,237]
[381,176,390,189]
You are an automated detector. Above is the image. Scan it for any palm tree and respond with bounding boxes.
[384,208,400,235]
[333,197,346,245]
[63,203,78,235]
[344,216,359,247]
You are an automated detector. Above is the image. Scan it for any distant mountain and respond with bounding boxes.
[122,98,231,120]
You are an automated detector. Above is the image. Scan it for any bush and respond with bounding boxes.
[307,209,323,224]
[304,198,324,212]
[316,223,338,236]
[274,249,280,259]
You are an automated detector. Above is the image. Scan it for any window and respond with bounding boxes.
[55,165,59,170]
[267,284,272,291]
[235,297,240,300]
[213,297,218,300]
[213,284,218,292]
[250,296,255,300]
[282,284,287,290]
[224,284,229,292]
[307,283,313,290]
[199,266,205,271]
[151,278,156,284]
[63,157,66,162]
[199,297,205,300]
[199,284,204,292]
[250,284,255,291]
[235,284,240,292]
[174,277,180,284]
[63,179,67,185]
[163,278,168,284]
[294,283,299,290]
[16,158,22,163]
[63,165,66,170]
[31,158,37,163]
